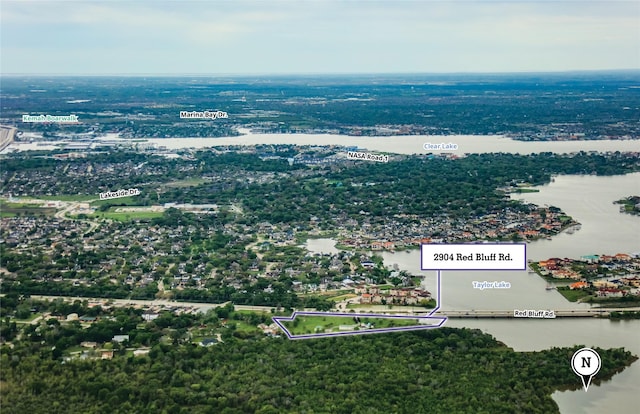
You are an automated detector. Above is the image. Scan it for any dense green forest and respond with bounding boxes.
[3,149,638,210]
[1,327,635,414]
[195,151,640,224]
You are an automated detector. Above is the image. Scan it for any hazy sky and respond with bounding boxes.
[1,0,639,75]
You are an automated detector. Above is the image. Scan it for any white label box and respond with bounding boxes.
[421,243,527,270]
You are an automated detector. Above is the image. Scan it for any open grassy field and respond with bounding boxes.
[89,210,163,222]
[90,196,144,207]
[283,314,421,335]
[328,293,358,302]
[234,309,271,315]
[230,320,261,333]
[298,290,352,299]
[12,312,43,323]
[164,178,208,188]
[556,286,592,302]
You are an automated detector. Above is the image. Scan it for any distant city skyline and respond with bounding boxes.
[1,0,639,75]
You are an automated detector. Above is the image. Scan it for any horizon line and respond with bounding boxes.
[1,68,640,78]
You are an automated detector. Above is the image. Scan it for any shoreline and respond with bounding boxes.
[5,132,640,156]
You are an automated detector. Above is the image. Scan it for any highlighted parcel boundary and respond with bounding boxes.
[273,311,447,340]
[273,271,446,339]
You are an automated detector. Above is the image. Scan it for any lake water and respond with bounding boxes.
[304,173,640,414]
[304,238,342,255]
[144,131,640,155]
[6,130,638,156]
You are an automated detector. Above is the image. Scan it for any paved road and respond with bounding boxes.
[50,199,100,235]
[18,295,640,317]
[24,295,276,313]
[27,295,223,309]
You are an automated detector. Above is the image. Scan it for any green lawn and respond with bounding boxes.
[13,313,42,323]
[234,309,272,315]
[346,303,371,309]
[164,178,207,188]
[283,314,421,335]
[228,320,261,333]
[90,196,143,207]
[556,287,592,302]
[299,290,350,299]
[89,211,163,222]
[328,293,358,302]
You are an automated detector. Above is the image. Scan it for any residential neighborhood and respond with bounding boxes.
[535,253,640,301]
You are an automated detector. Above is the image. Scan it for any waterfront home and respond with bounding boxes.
[569,281,589,290]
[592,280,618,289]
[596,288,624,298]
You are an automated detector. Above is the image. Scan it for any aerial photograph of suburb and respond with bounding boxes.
[0,1,639,413]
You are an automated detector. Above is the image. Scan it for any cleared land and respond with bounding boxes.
[89,210,164,221]
[283,315,424,335]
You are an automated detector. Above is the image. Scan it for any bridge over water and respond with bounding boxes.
[18,295,640,319]
[415,308,640,318]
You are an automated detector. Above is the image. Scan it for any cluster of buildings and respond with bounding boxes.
[537,253,639,279]
[537,258,582,280]
[569,277,640,298]
[1,212,398,301]
[538,253,640,298]
[336,205,571,251]
[355,285,432,306]
[1,216,90,254]
[0,215,235,291]
[0,146,326,198]
[1,194,578,308]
